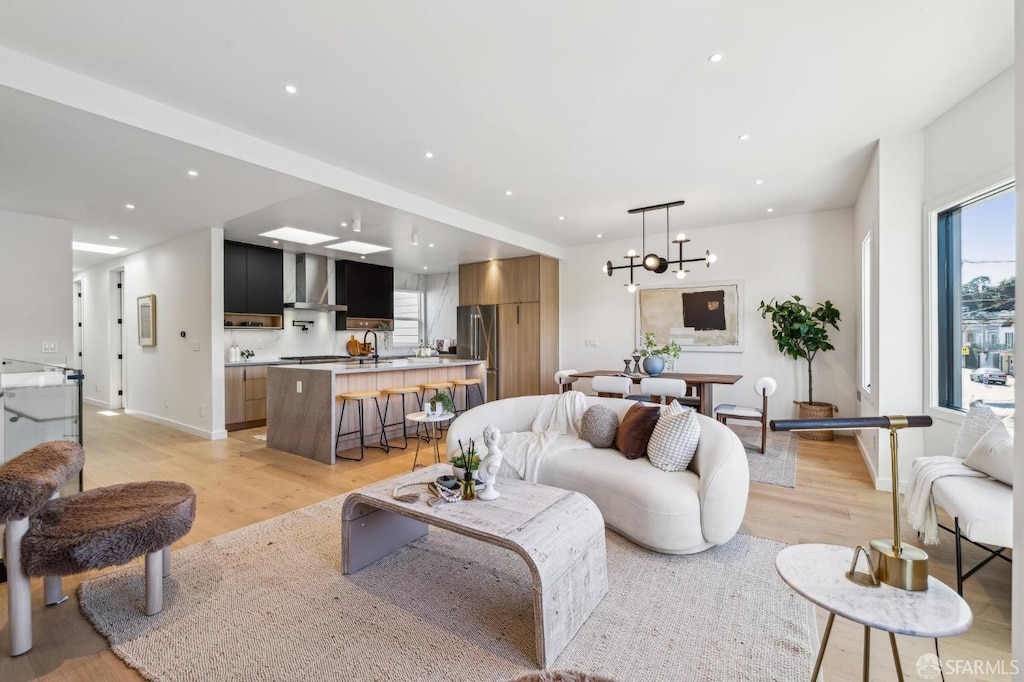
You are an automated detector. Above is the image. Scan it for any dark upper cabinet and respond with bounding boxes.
[224,241,283,315]
[335,260,394,329]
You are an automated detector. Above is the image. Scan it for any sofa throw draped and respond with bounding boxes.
[501,392,591,482]
[905,456,987,544]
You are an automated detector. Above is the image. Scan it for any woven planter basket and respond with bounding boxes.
[793,401,838,441]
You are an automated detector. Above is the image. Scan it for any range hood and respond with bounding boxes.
[284,253,348,312]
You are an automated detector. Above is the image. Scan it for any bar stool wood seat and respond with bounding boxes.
[451,377,485,414]
[380,386,422,450]
[336,391,388,461]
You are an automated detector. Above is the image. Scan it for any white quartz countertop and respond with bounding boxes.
[270,358,483,374]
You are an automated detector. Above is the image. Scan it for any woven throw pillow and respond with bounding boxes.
[579,405,619,448]
[614,403,661,459]
[952,403,1002,459]
[964,421,1014,485]
[661,400,686,418]
[648,407,701,472]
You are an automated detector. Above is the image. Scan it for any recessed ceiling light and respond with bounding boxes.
[429,243,435,248]
[738,133,750,141]
[187,169,199,177]
[259,227,337,245]
[424,151,434,159]
[360,255,366,259]
[558,216,565,221]
[73,241,127,255]
[340,222,348,227]
[708,53,724,63]
[597,234,603,238]
[124,203,135,210]
[324,240,392,255]
[423,266,428,270]
[755,179,764,185]
[283,84,298,94]
[108,235,119,240]
[488,258,494,261]
[505,190,513,196]
[272,240,280,244]
[766,208,774,213]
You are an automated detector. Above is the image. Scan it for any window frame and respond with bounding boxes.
[391,289,424,347]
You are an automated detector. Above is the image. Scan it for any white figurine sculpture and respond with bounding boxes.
[476,424,504,501]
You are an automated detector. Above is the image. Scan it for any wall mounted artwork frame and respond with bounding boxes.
[137,294,157,346]
[637,280,743,352]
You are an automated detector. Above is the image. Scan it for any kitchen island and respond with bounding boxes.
[266,359,485,464]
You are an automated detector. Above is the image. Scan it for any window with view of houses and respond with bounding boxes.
[392,290,424,346]
[936,183,1016,412]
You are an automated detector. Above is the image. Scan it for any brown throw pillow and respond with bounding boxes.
[614,403,661,459]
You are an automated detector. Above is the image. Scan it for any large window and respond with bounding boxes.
[392,290,423,346]
[861,233,872,393]
[936,184,1015,411]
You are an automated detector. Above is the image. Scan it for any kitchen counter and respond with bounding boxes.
[224,359,291,367]
[265,360,485,464]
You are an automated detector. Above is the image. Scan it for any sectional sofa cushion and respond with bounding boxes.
[614,403,661,459]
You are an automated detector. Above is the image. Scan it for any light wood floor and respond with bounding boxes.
[0,404,1012,681]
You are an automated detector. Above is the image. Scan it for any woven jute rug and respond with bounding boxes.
[728,424,798,488]
[79,495,816,682]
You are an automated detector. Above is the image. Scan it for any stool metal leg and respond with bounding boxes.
[337,399,364,462]
[373,397,390,453]
[145,549,163,616]
[44,576,67,606]
[888,632,902,679]
[955,517,964,596]
[7,517,32,656]
[163,546,171,578]
[810,611,834,681]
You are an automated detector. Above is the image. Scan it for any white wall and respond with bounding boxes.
[119,228,224,438]
[560,209,856,421]
[854,145,880,469]
[0,210,73,364]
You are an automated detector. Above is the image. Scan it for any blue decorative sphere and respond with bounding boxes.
[642,355,665,376]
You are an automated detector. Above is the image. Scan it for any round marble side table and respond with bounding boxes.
[406,411,454,471]
[776,543,972,681]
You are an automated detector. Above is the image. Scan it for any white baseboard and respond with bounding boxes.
[124,409,221,440]
[856,432,879,485]
[83,396,111,408]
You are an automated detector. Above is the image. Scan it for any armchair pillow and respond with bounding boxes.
[952,403,1002,459]
[614,403,660,459]
[648,406,700,472]
[964,421,1014,486]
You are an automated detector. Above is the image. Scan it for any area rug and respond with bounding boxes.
[728,424,798,488]
[79,496,816,682]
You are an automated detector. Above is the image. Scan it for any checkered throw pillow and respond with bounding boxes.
[647,404,700,472]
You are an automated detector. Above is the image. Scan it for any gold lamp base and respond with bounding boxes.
[869,539,929,591]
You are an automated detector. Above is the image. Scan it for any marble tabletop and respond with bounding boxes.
[776,543,973,637]
[406,411,455,423]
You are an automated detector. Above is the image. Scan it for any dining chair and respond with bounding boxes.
[639,377,689,405]
[591,375,633,398]
[714,376,777,454]
[554,369,580,393]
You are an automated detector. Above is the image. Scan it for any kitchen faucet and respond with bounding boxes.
[362,330,379,362]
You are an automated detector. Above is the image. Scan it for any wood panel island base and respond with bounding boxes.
[266,359,485,464]
[341,464,609,668]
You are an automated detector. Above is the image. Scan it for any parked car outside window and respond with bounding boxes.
[968,367,1008,384]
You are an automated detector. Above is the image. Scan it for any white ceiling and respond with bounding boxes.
[0,1,1014,253]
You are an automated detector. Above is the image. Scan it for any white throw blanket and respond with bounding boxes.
[499,391,590,482]
[905,455,987,545]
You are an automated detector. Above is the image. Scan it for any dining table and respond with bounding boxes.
[570,370,743,417]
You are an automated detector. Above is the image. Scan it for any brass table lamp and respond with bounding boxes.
[770,414,933,591]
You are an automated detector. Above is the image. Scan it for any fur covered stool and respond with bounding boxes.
[0,441,196,656]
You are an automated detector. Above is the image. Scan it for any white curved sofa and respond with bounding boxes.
[446,395,749,555]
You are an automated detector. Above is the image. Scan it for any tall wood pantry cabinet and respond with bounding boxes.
[459,255,558,399]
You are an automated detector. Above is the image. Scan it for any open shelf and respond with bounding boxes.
[224,313,283,330]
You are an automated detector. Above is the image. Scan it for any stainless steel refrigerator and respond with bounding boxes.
[457,305,498,403]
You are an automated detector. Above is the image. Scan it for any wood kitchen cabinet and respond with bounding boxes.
[226,365,268,430]
[461,255,558,397]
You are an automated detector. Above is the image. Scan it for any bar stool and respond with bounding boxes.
[335,390,388,461]
[380,386,422,450]
[418,381,455,439]
[451,378,485,414]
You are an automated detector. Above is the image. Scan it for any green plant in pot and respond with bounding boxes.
[758,296,841,440]
[427,391,455,416]
[635,332,682,376]
[450,439,481,481]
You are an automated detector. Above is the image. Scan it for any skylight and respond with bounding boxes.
[73,241,127,255]
[324,240,392,255]
[259,227,337,245]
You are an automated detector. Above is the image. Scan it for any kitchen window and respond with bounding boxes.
[392,290,424,346]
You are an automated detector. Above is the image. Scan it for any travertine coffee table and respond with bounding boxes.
[341,463,608,668]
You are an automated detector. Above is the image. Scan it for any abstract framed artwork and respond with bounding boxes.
[638,280,743,352]
[137,294,157,346]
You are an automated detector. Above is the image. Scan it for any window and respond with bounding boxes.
[392,290,423,346]
[861,233,872,392]
[936,183,1015,411]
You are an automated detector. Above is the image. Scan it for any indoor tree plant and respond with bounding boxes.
[758,296,841,439]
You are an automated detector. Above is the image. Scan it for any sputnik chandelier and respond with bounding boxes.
[602,200,717,293]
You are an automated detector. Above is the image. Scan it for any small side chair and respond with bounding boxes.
[554,369,580,393]
[591,375,633,398]
[714,376,778,454]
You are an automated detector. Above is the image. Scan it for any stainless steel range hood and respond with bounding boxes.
[284,253,348,312]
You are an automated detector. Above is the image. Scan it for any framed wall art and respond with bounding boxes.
[638,280,743,352]
[138,294,157,346]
